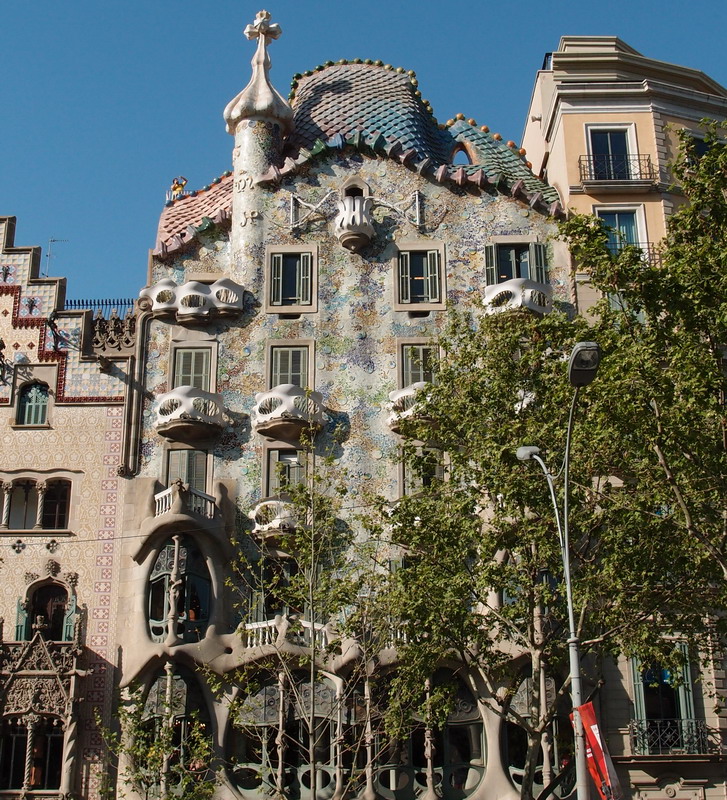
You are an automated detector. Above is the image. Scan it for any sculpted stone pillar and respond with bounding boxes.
[33,481,47,529]
[1,481,12,528]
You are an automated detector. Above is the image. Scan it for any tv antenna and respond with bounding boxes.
[44,238,69,276]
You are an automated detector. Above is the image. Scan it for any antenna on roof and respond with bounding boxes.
[44,238,69,276]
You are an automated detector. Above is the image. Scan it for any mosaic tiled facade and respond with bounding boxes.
[2,14,725,800]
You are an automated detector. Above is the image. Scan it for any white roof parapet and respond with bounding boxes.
[139,277,245,321]
[483,279,553,315]
[223,10,293,135]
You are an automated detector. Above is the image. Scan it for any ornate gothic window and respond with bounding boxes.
[17,383,49,426]
[16,581,76,641]
[148,536,211,644]
[0,717,63,791]
[2,478,71,531]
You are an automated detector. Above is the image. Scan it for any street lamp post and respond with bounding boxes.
[517,341,601,800]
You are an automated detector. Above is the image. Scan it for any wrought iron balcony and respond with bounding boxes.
[629,718,725,756]
[154,481,216,519]
[579,154,656,183]
[154,386,224,442]
[252,384,324,440]
[484,278,552,316]
[606,240,661,265]
[139,277,245,321]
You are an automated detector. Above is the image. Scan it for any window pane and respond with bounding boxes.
[167,450,207,492]
[497,245,530,282]
[272,347,308,387]
[174,350,210,390]
[402,346,435,385]
[407,251,429,304]
[18,384,48,425]
[268,450,306,495]
[598,211,637,251]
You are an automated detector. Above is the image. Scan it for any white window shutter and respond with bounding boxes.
[271,253,283,306]
[531,243,549,284]
[427,250,441,303]
[298,252,312,305]
[399,251,411,304]
[485,244,497,285]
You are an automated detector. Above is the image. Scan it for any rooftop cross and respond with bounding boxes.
[224,8,293,134]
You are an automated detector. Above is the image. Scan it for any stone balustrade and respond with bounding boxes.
[483,278,552,315]
[139,277,245,321]
[252,384,324,439]
[154,482,216,519]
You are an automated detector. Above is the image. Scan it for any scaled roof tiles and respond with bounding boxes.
[154,62,562,258]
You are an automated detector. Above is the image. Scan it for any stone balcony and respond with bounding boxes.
[155,481,216,520]
[387,382,432,435]
[139,277,245,321]
[333,195,375,252]
[154,386,225,442]
[242,617,330,650]
[252,384,324,440]
[483,278,552,315]
[249,499,297,543]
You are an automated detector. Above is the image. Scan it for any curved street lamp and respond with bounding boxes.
[517,341,601,800]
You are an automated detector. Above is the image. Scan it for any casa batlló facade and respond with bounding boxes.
[0,12,724,800]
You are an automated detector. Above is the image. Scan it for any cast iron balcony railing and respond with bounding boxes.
[606,241,661,265]
[629,718,724,756]
[579,154,656,183]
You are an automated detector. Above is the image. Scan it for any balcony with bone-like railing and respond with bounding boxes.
[249,498,298,544]
[154,479,216,520]
[483,279,552,316]
[154,385,225,442]
[387,382,434,435]
[242,617,330,650]
[138,277,245,321]
[252,384,324,440]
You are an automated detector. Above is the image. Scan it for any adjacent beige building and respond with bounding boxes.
[522,36,727,311]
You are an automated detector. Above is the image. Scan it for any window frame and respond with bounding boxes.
[165,448,209,493]
[267,340,314,390]
[399,341,437,388]
[265,448,307,497]
[16,382,50,427]
[264,244,319,314]
[171,347,212,392]
[1,473,76,533]
[394,240,446,312]
[484,236,549,286]
[593,204,648,252]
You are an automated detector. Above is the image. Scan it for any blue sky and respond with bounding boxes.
[2,0,726,301]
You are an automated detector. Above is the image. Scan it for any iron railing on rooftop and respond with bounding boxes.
[63,298,136,317]
[579,154,656,182]
[629,718,725,756]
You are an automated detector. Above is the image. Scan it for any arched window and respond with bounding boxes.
[452,146,472,166]
[42,480,70,529]
[0,717,63,791]
[148,536,211,643]
[17,383,49,426]
[17,582,75,641]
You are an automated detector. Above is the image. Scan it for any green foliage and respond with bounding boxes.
[99,684,216,800]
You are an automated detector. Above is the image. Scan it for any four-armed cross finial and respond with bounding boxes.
[244,10,282,43]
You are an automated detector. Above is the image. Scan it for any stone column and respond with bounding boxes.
[166,535,183,646]
[33,481,47,529]
[23,712,40,791]
[0,481,12,528]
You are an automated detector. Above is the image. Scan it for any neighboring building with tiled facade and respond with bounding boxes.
[1,15,725,800]
[0,215,136,796]
[521,36,727,313]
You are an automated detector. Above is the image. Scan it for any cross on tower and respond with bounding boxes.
[244,9,282,43]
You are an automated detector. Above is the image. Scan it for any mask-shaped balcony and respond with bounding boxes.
[154,386,225,443]
[249,499,297,544]
[252,384,324,440]
[484,279,552,316]
[139,277,245,321]
[334,195,375,252]
[387,382,433,435]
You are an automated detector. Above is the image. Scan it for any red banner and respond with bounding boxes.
[574,701,623,800]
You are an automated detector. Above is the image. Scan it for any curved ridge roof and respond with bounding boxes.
[154,61,562,259]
